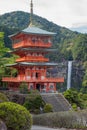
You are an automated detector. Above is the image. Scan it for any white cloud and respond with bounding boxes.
[0,0,87,28]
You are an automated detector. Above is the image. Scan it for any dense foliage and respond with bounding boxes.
[63,88,87,110]
[0,102,32,130]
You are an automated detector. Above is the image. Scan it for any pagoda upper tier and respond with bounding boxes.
[10,26,56,49]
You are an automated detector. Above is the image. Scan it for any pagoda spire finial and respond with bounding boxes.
[29,0,33,26]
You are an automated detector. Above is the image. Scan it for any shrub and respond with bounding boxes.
[72,103,78,111]
[0,102,32,130]
[0,93,9,103]
[33,110,87,129]
[19,82,28,94]
[43,103,53,113]
[24,95,44,113]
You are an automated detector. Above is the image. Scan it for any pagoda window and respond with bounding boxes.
[30,85,33,90]
[32,37,37,43]
[32,67,35,70]
[39,53,42,56]
[43,38,48,43]
[38,38,41,42]
[13,38,22,44]
[50,85,54,89]
[32,53,37,56]
[48,38,51,43]
[27,53,31,56]
[44,85,46,89]
[28,38,31,42]
[41,68,44,70]
[36,72,40,78]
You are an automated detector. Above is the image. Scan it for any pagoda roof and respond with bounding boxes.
[9,26,56,38]
[20,62,58,66]
[10,48,57,53]
[22,26,56,35]
[5,62,58,67]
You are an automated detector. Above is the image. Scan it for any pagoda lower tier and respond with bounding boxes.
[2,63,64,92]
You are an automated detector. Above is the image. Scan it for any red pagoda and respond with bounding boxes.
[2,0,64,92]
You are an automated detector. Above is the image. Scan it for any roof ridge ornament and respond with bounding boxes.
[29,0,33,27]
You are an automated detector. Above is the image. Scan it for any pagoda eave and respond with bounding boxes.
[10,48,57,55]
[5,62,59,67]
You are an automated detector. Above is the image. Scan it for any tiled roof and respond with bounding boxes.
[6,62,58,67]
[9,26,56,38]
[22,26,56,35]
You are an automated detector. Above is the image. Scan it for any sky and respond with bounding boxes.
[0,0,87,28]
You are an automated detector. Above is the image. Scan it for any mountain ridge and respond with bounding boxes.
[70,25,87,33]
[0,11,79,49]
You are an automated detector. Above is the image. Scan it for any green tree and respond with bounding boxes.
[0,32,9,56]
[0,32,10,86]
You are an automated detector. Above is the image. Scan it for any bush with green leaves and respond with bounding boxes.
[0,102,32,130]
[43,103,53,113]
[0,93,9,103]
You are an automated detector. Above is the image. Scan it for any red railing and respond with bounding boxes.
[13,41,52,49]
[2,77,64,83]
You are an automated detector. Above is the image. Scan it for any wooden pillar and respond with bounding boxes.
[54,83,56,92]
[46,82,49,92]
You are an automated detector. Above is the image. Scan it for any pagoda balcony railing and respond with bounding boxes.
[13,41,52,49]
[2,77,64,83]
[16,56,49,62]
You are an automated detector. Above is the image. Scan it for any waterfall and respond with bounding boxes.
[67,61,72,90]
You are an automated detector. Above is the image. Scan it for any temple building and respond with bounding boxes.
[2,0,64,92]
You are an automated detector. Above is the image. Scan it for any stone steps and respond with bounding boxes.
[41,93,71,112]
